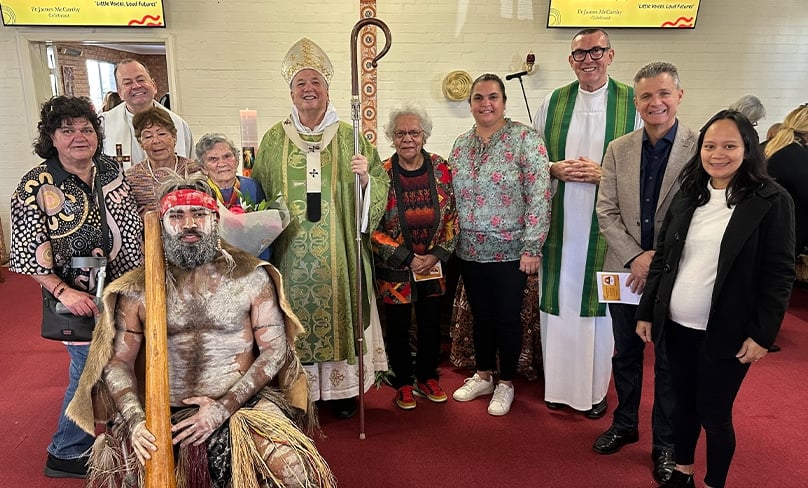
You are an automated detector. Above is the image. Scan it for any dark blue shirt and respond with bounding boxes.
[639,120,678,251]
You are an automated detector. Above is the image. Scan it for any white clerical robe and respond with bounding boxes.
[534,82,642,411]
[101,100,194,170]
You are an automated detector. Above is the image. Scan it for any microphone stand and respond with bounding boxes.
[513,74,532,124]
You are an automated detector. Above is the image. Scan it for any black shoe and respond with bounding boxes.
[652,448,676,484]
[44,453,88,479]
[592,426,639,454]
[331,397,358,419]
[768,344,782,352]
[662,469,694,487]
[585,398,608,419]
[545,401,564,410]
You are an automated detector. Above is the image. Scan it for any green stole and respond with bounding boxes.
[540,78,635,317]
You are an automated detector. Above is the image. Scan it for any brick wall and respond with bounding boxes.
[54,43,169,103]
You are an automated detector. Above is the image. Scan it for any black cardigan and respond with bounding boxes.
[636,180,795,359]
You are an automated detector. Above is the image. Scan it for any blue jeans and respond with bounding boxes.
[609,303,675,451]
[47,344,94,459]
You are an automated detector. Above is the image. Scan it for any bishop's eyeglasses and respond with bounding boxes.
[571,46,611,62]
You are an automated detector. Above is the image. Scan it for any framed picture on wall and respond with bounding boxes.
[62,65,74,96]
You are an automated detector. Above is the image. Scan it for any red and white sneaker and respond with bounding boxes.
[394,385,417,410]
[415,378,448,403]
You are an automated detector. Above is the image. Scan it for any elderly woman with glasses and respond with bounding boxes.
[371,102,458,411]
[126,106,199,215]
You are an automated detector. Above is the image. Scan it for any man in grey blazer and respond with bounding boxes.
[595,61,698,485]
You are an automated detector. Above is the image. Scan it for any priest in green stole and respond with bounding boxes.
[252,38,390,418]
[534,28,640,417]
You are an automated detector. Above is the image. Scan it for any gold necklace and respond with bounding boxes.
[145,154,179,182]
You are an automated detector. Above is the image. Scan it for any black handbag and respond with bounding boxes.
[41,288,96,341]
[40,164,108,342]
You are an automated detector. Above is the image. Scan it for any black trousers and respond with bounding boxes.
[384,287,443,389]
[609,303,675,450]
[666,320,750,488]
[460,259,526,381]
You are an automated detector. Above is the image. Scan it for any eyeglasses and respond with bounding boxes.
[571,46,611,62]
[393,130,423,139]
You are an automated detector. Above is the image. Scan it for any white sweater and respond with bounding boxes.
[669,183,735,330]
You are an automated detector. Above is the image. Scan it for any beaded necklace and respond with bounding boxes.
[144,154,179,182]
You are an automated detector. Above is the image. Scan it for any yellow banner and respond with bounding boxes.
[1,0,165,27]
[548,0,700,28]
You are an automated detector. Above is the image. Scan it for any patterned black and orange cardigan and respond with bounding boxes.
[371,150,458,304]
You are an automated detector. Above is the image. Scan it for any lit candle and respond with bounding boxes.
[239,109,258,176]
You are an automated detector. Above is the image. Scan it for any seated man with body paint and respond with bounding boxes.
[67,173,334,487]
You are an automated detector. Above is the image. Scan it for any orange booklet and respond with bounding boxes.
[596,272,641,304]
[413,261,443,282]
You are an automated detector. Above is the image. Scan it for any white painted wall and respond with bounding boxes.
[2,0,807,252]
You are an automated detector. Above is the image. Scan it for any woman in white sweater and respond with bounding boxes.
[636,110,795,488]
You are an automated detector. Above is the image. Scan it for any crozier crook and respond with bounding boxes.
[349,17,391,441]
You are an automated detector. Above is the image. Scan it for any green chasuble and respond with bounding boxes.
[251,120,390,364]
[540,79,635,317]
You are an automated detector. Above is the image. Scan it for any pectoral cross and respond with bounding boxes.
[113,144,131,167]
[306,147,322,223]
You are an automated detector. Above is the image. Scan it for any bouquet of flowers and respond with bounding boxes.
[217,194,290,256]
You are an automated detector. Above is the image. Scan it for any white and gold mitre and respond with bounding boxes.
[281,37,334,86]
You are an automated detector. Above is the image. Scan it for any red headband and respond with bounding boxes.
[159,189,219,216]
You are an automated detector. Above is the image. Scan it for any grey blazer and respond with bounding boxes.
[597,122,698,272]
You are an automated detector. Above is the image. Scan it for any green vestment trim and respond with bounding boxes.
[540,79,636,317]
[251,121,389,364]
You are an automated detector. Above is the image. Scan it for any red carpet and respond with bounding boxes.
[1,271,806,487]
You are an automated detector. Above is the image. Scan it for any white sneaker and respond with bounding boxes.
[487,383,514,416]
[452,373,495,402]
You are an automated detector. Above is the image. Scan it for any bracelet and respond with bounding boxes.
[55,284,67,298]
[50,280,63,295]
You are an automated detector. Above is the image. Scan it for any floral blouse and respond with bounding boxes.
[450,118,551,263]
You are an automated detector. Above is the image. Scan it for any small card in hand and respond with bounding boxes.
[413,261,443,282]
